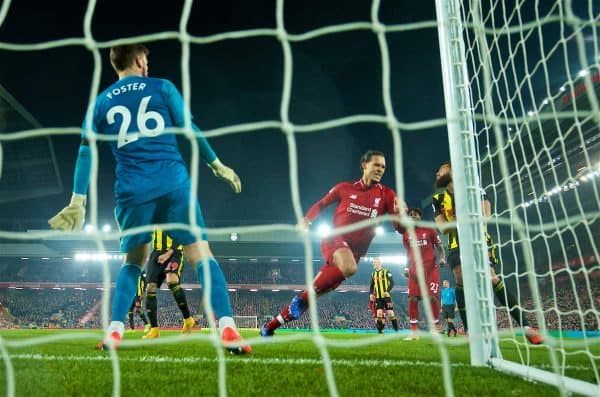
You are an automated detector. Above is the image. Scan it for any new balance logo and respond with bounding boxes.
[350,194,357,199]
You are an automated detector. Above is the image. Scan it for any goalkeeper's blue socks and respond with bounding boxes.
[111,263,142,324]
[196,258,233,319]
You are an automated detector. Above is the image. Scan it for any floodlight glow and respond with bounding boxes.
[74,252,122,262]
[84,224,94,233]
[375,226,385,235]
[230,232,238,241]
[317,223,331,237]
[102,224,112,233]
[378,255,407,265]
[578,69,589,77]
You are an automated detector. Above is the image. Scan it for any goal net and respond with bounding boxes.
[233,316,258,330]
[0,0,598,396]
[436,0,599,395]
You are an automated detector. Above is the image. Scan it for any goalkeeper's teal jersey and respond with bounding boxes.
[83,76,216,206]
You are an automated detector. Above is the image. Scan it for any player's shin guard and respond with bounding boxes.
[111,264,142,324]
[455,285,468,331]
[196,258,233,319]
[493,280,529,327]
[168,281,191,319]
[145,292,158,327]
[376,317,384,333]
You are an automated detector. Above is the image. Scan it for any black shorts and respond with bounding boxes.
[146,250,184,287]
[375,297,393,310]
[447,248,497,270]
[448,249,461,269]
[442,304,455,320]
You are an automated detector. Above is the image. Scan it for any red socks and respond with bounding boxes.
[299,264,346,301]
[409,299,418,323]
[265,265,346,332]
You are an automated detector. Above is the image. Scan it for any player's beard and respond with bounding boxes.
[435,173,452,189]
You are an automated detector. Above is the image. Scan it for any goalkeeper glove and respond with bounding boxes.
[209,159,242,193]
[48,193,86,231]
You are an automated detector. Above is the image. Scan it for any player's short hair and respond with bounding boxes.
[408,207,422,217]
[360,150,385,171]
[439,161,451,169]
[110,44,149,72]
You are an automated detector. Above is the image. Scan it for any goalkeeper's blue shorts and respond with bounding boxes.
[115,186,208,252]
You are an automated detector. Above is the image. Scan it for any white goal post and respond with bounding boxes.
[233,315,258,329]
[436,1,599,396]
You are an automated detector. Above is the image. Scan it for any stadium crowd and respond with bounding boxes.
[0,258,384,286]
[1,275,597,332]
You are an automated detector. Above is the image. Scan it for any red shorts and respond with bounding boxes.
[320,236,362,265]
[407,265,440,298]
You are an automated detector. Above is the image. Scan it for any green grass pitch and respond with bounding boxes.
[0,329,597,396]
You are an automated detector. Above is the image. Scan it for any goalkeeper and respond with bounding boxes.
[48,43,250,354]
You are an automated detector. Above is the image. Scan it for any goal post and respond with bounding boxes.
[232,315,258,329]
[436,0,600,396]
[435,0,500,366]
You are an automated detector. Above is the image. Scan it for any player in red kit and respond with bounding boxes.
[402,207,445,340]
[260,150,401,336]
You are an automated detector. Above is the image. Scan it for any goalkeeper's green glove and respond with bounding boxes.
[48,193,86,231]
[209,159,242,193]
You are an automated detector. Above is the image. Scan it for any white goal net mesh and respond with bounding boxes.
[452,0,599,394]
[0,0,598,396]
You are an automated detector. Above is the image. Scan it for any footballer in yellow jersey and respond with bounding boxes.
[432,162,541,344]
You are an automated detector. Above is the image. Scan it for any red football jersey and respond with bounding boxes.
[305,180,398,257]
[402,226,442,274]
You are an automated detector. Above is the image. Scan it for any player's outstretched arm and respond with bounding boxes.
[48,143,91,231]
[161,80,242,194]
